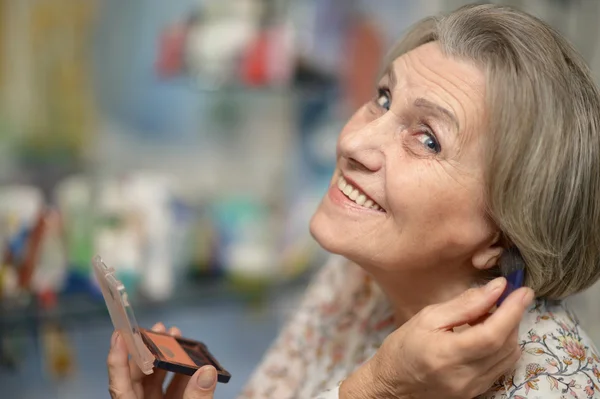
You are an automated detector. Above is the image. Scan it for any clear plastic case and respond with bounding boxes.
[92,255,155,375]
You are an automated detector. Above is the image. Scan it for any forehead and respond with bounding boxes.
[388,42,486,141]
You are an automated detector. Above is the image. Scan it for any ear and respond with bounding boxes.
[471,232,504,271]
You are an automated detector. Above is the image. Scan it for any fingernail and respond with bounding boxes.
[152,322,165,332]
[522,289,535,307]
[197,366,217,390]
[485,277,504,293]
[111,331,120,348]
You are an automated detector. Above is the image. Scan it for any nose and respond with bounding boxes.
[338,117,391,173]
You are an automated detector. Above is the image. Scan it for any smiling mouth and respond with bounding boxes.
[337,176,384,212]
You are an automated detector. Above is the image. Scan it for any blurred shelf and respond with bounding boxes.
[160,75,336,97]
[0,273,312,332]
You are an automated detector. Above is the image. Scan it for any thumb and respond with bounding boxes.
[107,331,137,399]
[431,277,506,329]
[184,366,218,399]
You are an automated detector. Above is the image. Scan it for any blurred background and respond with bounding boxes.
[0,0,599,398]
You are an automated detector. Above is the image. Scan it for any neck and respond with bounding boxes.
[367,264,476,326]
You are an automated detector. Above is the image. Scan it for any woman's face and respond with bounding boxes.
[310,42,498,274]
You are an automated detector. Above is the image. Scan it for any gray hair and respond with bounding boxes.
[386,4,600,299]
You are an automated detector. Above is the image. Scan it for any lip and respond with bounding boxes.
[328,172,385,213]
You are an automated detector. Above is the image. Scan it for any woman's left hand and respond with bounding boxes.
[107,322,218,399]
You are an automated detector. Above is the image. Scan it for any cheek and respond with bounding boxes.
[386,162,489,244]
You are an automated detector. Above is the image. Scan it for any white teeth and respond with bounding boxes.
[337,175,382,211]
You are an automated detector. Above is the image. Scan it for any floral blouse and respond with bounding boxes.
[239,255,600,398]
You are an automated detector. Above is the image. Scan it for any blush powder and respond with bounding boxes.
[143,331,196,368]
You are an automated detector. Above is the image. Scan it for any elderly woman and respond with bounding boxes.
[107,4,600,399]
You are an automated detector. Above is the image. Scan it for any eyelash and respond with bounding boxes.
[373,86,442,154]
[376,87,391,110]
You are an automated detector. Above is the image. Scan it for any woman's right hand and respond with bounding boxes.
[340,277,534,399]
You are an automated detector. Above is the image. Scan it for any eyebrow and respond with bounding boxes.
[384,67,460,131]
[413,98,459,130]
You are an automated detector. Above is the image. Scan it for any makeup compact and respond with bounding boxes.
[93,255,231,383]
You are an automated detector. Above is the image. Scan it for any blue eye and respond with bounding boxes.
[376,88,391,110]
[417,130,441,153]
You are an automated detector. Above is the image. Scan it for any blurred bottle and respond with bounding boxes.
[38,290,76,380]
[0,185,44,302]
[240,7,295,87]
[94,179,142,294]
[184,0,262,87]
[184,201,218,278]
[54,176,95,275]
[0,185,44,251]
[30,209,67,296]
[122,173,176,302]
[212,197,277,295]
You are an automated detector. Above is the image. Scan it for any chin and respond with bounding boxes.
[309,206,368,264]
[309,207,346,256]
[309,211,392,274]
[309,196,395,272]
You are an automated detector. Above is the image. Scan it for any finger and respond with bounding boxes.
[467,311,493,326]
[107,331,137,399]
[182,366,218,399]
[141,323,170,398]
[129,322,167,383]
[477,327,520,372]
[461,287,533,352]
[453,312,493,332]
[431,277,506,329]
[457,328,520,397]
[168,326,182,337]
[166,374,192,399]
[485,287,534,333]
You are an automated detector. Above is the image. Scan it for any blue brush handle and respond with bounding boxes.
[496,268,525,306]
